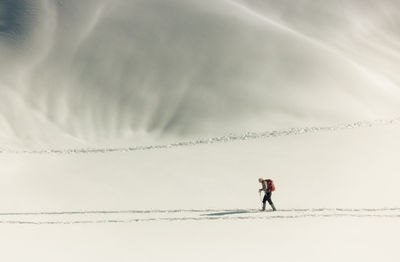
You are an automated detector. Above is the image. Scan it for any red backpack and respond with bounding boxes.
[266,179,275,192]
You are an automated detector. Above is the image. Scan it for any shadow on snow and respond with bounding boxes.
[202,209,271,216]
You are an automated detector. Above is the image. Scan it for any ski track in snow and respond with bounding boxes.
[0,208,399,225]
[1,118,399,154]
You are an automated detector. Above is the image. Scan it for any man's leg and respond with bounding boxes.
[266,192,276,211]
[262,194,267,211]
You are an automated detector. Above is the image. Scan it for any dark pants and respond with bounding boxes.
[263,191,273,205]
[262,191,275,210]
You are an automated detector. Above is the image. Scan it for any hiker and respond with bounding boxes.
[258,178,277,211]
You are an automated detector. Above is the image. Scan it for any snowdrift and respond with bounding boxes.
[1,0,400,149]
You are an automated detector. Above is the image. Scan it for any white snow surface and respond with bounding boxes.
[0,123,399,261]
[1,0,400,149]
[1,218,398,262]
[1,122,400,212]
[1,0,400,261]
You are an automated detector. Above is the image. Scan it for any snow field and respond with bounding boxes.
[0,217,399,261]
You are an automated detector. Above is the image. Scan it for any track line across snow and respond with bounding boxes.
[1,118,399,154]
[0,207,399,216]
[0,208,399,225]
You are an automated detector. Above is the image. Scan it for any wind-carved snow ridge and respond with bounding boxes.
[0,208,399,225]
[2,0,400,148]
[0,117,399,154]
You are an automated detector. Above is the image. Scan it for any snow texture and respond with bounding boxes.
[0,1,399,261]
[0,208,399,225]
[0,117,398,154]
[1,0,400,149]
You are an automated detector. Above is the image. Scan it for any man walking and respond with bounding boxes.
[258,178,277,211]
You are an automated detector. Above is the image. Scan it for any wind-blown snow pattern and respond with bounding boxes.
[1,0,400,150]
[1,2,400,261]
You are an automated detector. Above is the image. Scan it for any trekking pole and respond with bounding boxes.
[259,191,263,209]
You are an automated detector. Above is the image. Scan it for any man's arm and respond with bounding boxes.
[259,181,267,192]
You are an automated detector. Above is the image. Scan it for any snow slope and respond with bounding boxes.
[0,123,399,261]
[1,0,400,149]
[1,0,400,261]
[0,122,399,261]
[1,121,399,212]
